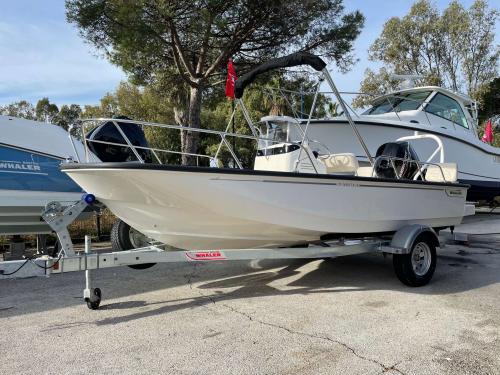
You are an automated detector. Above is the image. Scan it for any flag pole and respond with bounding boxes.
[232,99,236,161]
[225,58,238,167]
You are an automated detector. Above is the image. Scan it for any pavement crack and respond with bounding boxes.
[187,267,404,374]
[186,263,199,290]
[220,302,406,374]
[195,285,405,375]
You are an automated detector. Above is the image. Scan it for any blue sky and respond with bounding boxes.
[0,0,496,106]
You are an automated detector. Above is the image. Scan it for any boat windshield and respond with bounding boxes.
[258,120,301,149]
[363,90,432,115]
[424,92,469,128]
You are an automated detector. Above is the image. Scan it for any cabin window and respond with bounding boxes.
[363,90,431,115]
[425,93,469,128]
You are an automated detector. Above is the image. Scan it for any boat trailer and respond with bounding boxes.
[0,197,448,310]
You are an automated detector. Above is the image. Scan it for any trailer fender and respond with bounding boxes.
[387,225,440,254]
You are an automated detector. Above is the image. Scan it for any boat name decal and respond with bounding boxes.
[0,160,41,172]
[185,250,226,261]
[337,182,360,187]
[494,155,500,163]
[446,189,464,197]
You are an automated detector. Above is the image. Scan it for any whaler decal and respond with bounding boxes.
[185,250,226,261]
[0,160,42,173]
[0,146,82,192]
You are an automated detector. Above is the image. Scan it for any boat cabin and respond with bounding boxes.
[362,86,480,141]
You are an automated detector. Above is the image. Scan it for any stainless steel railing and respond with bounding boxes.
[78,118,319,170]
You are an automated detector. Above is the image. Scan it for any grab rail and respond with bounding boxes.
[396,133,445,180]
[79,118,318,170]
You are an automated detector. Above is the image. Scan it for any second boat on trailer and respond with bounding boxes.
[61,52,470,251]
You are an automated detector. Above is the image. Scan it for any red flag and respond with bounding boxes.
[482,118,494,144]
[225,59,237,99]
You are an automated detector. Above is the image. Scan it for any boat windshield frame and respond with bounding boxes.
[362,90,432,116]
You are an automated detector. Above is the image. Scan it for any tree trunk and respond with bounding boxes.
[173,106,188,126]
[181,84,203,166]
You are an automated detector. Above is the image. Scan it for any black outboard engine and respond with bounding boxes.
[374,141,420,180]
[86,116,153,163]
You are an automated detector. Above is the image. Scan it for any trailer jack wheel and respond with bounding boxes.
[393,234,437,287]
[85,288,102,310]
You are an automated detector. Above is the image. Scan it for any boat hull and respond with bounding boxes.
[0,117,86,234]
[62,164,468,250]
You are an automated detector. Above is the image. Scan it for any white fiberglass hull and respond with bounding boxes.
[62,164,468,250]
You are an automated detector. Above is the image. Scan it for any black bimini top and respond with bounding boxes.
[61,162,469,189]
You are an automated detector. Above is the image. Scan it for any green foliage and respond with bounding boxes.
[352,68,401,108]
[355,0,499,108]
[0,100,36,120]
[53,104,82,131]
[35,97,59,123]
[476,77,500,147]
[66,0,364,164]
[0,98,82,132]
[66,0,364,86]
[476,77,500,122]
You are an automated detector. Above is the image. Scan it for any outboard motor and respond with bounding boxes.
[374,141,420,180]
[86,116,153,163]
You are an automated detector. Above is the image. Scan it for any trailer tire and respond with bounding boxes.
[85,288,102,310]
[393,233,436,287]
[110,219,156,270]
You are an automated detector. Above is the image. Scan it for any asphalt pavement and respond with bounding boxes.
[1,214,499,375]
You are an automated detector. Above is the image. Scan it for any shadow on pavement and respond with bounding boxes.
[1,242,499,321]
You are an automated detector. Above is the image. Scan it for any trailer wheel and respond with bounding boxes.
[85,288,102,310]
[393,233,436,287]
[110,220,156,270]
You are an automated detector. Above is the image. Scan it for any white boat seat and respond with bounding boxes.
[356,166,376,177]
[318,153,358,174]
[424,163,458,183]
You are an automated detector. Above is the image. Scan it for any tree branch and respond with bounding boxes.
[168,20,196,78]
[170,32,198,87]
[196,14,214,75]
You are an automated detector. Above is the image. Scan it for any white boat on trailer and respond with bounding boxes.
[62,52,470,251]
[0,53,474,309]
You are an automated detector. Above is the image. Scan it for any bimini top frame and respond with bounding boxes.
[234,52,375,166]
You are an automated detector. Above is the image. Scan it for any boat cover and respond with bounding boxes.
[234,52,326,99]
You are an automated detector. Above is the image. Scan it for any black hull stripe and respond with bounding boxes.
[215,178,445,191]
